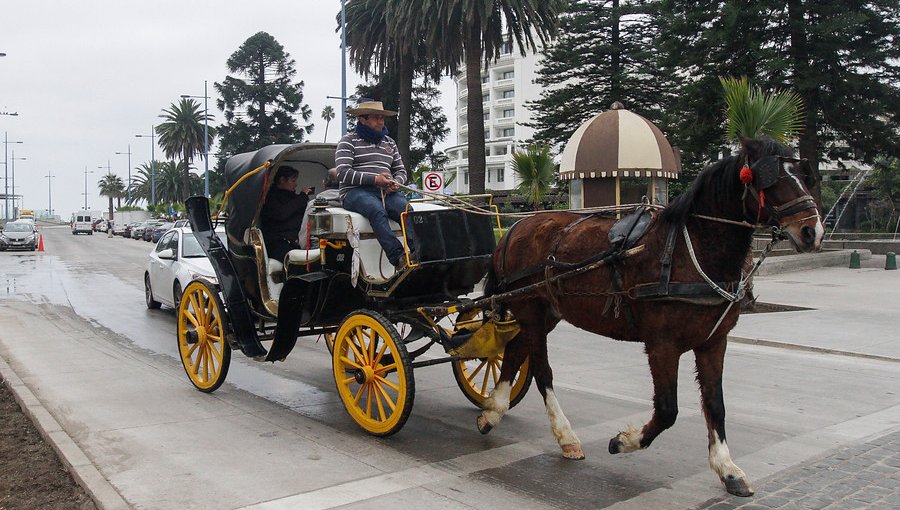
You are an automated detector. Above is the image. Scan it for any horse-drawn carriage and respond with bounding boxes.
[178,142,531,436]
[179,137,824,497]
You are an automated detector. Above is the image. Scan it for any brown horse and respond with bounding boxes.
[478,137,823,497]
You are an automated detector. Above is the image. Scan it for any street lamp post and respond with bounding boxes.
[136,128,156,205]
[83,167,94,211]
[115,145,132,203]
[45,171,54,217]
[3,133,24,220]
[10,151,25,218]
[181,80,211,197]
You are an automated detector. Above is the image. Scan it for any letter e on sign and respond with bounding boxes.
[423,172,443,192]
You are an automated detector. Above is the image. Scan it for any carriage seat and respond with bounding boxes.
[248,227,321,316]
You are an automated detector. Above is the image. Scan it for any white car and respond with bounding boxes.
[144,226,226,310]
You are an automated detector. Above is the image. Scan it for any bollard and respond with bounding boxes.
[886,252,897,270]
[849,250,861,269]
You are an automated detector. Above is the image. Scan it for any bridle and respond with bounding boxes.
[740,155,820,228]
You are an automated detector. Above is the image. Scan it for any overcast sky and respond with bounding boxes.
[1,0,457,219]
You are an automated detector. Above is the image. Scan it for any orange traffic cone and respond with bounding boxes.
[38,233,44,252]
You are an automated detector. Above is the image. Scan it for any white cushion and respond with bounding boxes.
[285,248,321,265]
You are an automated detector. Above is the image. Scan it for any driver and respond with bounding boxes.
[335,100,414,270]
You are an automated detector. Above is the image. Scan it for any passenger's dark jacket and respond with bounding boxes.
[260,188,309,243]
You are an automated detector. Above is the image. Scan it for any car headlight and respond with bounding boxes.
[25,235,35,242]
[0,234,7,242]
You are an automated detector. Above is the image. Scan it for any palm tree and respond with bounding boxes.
[720,76,804,143]
[156,98,216,202]
[418,0,566,195]
[97,173,125,220]
[345,0,439,167]
[511,144,555,210]
[321,105,335,142]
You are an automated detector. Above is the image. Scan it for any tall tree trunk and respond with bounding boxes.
[324,121,330,142]
[788,0,823,209]
[397,49,414,170]
[465,27,486,196]
[108,197,114,221]
[257,51,267,144]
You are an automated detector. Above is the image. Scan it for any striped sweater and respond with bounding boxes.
[335,132,407,198]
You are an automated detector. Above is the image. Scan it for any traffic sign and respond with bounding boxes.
[423,172,443,192]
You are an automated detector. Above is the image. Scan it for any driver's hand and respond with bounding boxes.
[374,173,392,189]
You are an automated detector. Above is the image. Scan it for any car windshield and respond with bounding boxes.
[182,231,227,258]
[4,223,32,232]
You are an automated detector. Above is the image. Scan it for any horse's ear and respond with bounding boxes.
[739,135,760,160]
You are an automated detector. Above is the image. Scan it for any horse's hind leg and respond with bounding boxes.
[609,345,680,454]
[531,333,584,459]
[694,337,753,497]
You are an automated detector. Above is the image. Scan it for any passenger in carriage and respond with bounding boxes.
[299,167,341,249]
[336,100,414,270]
[260,165,311,263]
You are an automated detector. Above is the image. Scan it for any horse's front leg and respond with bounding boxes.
[475,336,528,435]
[694,338,753,497]
[609,345,679,454]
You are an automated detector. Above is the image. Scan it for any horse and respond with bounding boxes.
[478,137,823,497]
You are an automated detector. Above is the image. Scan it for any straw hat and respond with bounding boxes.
[347,100,397,117]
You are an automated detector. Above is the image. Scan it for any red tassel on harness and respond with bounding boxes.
[739,165,753,185]
[757,190,765,222]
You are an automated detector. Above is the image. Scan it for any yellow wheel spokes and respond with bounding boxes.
[333,312,411,435]
[178,282,230,392]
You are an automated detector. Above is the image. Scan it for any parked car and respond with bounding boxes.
[145,226,226,310]
[92,219,107,232]
[123,222,136,238]
[142,220,164,241]
[0,221,39,251]
[173,218,190,229]
[112,221,126,236]
[150,222,175,244]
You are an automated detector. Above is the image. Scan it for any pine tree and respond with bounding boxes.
[214,32,314,168]
[528,0,675,150]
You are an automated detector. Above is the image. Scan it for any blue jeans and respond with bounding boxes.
[342,187,411,265]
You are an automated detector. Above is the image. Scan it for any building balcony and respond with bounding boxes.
[495,98,514,107]
[496,117,514,125]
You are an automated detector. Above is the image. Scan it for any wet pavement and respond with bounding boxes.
[0,226,898,509]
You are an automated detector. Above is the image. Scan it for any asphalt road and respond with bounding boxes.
[0,225,897,509]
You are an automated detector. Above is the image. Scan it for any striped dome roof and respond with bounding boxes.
[559,102,679,180]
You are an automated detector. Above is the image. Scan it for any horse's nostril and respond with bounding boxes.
[801,226,815,244]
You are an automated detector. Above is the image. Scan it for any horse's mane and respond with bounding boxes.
[662,138,794,226]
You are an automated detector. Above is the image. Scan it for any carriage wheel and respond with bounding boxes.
[177,281,231,393]
[323,333,335,355]
[452,354,533,410]
[332,310,414,436]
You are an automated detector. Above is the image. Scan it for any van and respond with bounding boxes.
[72,214,93,235]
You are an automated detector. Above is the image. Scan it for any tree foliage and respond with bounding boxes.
[97,173,125,219]
[215,32,313,169]
[128,161,201,207]
[512,144,556,210]
[720,76,803,143]
[529,0,673,149]
[156,98,215,202]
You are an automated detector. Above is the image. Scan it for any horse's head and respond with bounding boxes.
[742,147,824,253]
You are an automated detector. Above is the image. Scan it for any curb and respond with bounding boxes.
[0,357,131,510]
[756,248,872,275]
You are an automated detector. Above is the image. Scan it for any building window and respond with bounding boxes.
[482,93,490,103]
[500,41,512,55]
[502,70,514,80]
[502,89,515,99]
[502,128,514,137]
[497,146,508,155]
[484,130,490,140]
[483,112,490,121]
[502,108,514,118]
[497,168,505,182]
[481,75,489,84]
[487,169,492,183]
[464,171,469,185]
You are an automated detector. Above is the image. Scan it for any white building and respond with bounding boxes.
[442,45,543,194]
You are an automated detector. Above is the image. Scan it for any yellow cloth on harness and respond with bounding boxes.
[448,319,520,359]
